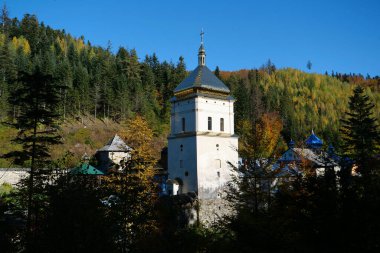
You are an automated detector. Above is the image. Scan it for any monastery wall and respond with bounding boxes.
[0,168,29,186]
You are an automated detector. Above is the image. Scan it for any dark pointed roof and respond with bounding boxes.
[98,134,131,152]
[174,65,230,94]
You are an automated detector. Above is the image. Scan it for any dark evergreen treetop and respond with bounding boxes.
[340,86,380,173]
[4,67,62,166]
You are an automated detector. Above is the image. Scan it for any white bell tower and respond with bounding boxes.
[167,31,238,224]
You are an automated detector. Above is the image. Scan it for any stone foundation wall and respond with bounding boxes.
[198,198,234,226]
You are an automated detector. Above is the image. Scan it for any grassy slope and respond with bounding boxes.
[0,116,167,168]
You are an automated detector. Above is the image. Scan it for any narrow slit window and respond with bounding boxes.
[220,118,224,132]
[208,117,212,130]
[182,117,185,132]
[215,159,221,168]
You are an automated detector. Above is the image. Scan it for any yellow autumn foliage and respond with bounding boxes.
[11,36,31,55]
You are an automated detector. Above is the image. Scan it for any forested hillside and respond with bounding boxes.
[221,66,380,147]
[0,11,379,166]
[0,13,187,132]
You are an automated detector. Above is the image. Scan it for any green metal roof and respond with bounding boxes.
[69,163,104,175]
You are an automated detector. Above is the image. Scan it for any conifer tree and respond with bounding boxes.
[3,67,62,250]
[214,66,220,79]
[0,4,11,35]
[340,86,380,175]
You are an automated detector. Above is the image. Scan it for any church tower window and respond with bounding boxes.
[182,117,186,132]
[208,117,212,130]
[220,118,224,131]
[215,159,221,168]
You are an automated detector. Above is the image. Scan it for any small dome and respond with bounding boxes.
[288,139,295,148]
[305,130,323,149]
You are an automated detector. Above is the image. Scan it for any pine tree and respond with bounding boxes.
[3,67,62,250]
[306,60,312,70]
[214,66,220,79]
[340,86,380,175]
[0,3,11,35]
[19,14,39,55]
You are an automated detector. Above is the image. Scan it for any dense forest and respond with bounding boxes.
[0,10,379,165]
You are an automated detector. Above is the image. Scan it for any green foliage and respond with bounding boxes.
[0,182,14,199]
[340,85,380,175]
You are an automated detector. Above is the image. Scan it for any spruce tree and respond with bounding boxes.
[214,66,220,79]
[340,86,380,175]
[3,67,62,250]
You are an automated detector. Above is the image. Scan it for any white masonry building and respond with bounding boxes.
[167,33,239,223]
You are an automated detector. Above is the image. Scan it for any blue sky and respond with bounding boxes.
[3,0,380,76]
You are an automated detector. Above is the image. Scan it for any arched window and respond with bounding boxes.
[220,118,224,131]
[208,117,212,130]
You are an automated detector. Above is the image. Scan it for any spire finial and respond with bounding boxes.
[198,29,206,66]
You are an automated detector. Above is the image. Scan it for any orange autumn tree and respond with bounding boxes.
[103,115,159,252]
[238,112,283,160]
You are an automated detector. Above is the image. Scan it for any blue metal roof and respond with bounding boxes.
[174,65,230,94]
[305,131,323,148]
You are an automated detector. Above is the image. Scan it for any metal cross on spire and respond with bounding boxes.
[200,29,204,44]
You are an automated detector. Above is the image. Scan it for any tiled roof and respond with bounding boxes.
[293,148,337,167]
[174,65,230,94]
